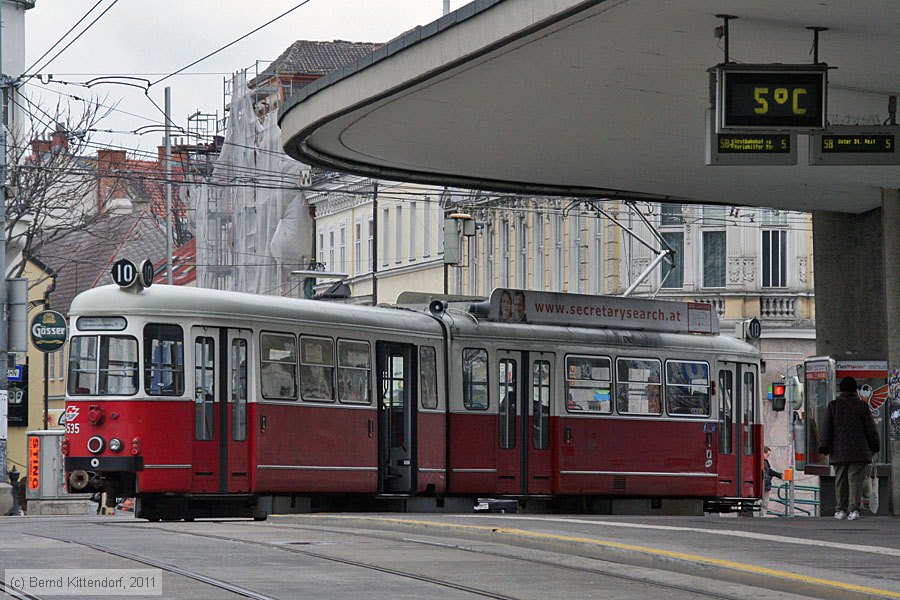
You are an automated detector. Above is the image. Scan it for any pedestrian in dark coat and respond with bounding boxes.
[760,446,782,516]
[819,376,880,520]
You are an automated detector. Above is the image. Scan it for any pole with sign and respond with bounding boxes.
[30,310,68,430]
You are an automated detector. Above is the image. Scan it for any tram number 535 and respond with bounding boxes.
[753,87,807,115]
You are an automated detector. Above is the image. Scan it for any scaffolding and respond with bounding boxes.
[187,70,312,295]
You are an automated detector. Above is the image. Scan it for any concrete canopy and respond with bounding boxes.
[279,0,900,213]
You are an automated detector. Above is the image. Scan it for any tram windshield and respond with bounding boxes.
[68,335,139,396]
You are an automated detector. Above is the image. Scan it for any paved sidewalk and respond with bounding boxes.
[277,513,900,600]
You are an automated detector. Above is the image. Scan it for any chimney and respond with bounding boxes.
[96,149,128,211]
[50,126,69,152]
[30,139,51,158]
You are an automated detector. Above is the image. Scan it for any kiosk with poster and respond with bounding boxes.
[802,358,889,513]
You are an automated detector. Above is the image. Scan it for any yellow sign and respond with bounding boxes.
[28,437,40,490]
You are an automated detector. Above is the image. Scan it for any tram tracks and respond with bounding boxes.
[0,578,42,600]
[20,533,280,600]
[105,520,767,600]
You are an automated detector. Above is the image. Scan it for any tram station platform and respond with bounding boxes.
[274,512,900,600]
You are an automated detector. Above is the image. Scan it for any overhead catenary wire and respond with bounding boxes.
[23,0,121,80]
[21,0,108,79]
[150,0,314,88]
[12,80,814,231]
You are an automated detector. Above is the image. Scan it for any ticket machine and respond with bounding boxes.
[802,358,890,513]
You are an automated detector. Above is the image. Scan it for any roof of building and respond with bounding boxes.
[153,238,196,286]
[32,211,168,315]
[100,157,187,221]
[250,39,379,88]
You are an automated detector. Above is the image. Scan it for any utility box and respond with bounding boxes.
[26,430,67,500]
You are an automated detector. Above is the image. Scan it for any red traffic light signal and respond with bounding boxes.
[771,381,787,411]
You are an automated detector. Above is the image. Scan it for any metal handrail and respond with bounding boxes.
[768,483,820,517]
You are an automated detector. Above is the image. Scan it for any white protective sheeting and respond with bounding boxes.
[191,70,312,295]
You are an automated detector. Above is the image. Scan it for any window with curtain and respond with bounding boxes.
[660,203,683,225]
[702,204,727,226]
[762,229,787,287]
[702,230,726,287]
[661,231,683,288]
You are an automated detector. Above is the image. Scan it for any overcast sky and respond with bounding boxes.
[23,0,465,158]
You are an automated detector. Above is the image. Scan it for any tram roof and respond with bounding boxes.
[443,317,758,357]
[69,285,443,335]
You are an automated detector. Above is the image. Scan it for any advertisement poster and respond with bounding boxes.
[890,369,900,440]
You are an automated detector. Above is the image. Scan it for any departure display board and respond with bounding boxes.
[705,110,797,166]
[716,64,827,131]
[809,127,900,165]
[716,134,791,154]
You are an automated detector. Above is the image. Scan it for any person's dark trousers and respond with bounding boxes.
[834,462,869,512]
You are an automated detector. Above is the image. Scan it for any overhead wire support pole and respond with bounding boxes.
[0,0,8,484]
[165,87,173,284]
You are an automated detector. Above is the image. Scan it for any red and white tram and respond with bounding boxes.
[63,281,763,520]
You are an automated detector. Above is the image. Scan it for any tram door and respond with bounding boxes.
[376,342,417,494]
[496,351,552,495]
[716,362,760,499]
[191,327,251,494]
[226,330,251,492]
[191,327,220,493]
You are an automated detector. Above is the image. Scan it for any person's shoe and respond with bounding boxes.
[848,510,860,521]
[834,510,847,520]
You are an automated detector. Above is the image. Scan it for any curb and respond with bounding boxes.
[274,514,900,600]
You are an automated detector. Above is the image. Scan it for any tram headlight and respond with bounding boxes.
[108,438,123,453]
[86,435,105,455]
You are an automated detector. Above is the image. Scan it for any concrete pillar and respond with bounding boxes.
[811,209,886,359]
[882,189,900,516]
[812,207,888,516]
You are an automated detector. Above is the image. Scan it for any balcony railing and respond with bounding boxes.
[694,297,725,317]
[760,296,796,319]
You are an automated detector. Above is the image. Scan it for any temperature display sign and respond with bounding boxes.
[716,64,827,131]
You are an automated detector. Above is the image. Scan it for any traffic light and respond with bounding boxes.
[771,381,786,411]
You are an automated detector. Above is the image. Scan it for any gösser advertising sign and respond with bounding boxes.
[31,310,68,353]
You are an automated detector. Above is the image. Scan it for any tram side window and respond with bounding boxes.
[300,336,335,402]
[194,336,215,441]
[533,360,551,450]
[742,371,756,455]
[462,348,489,410]
[260,333,297,400]
[565,355,612,413]
[419,346,438,410]
[615,357,662,415]
[665,360,710,417]
[337,339,370,405]
[498,359,517,449]
[719,370,734,454]
[232,339,248,441]
[68,335,138,396]
[144,324,184,396]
